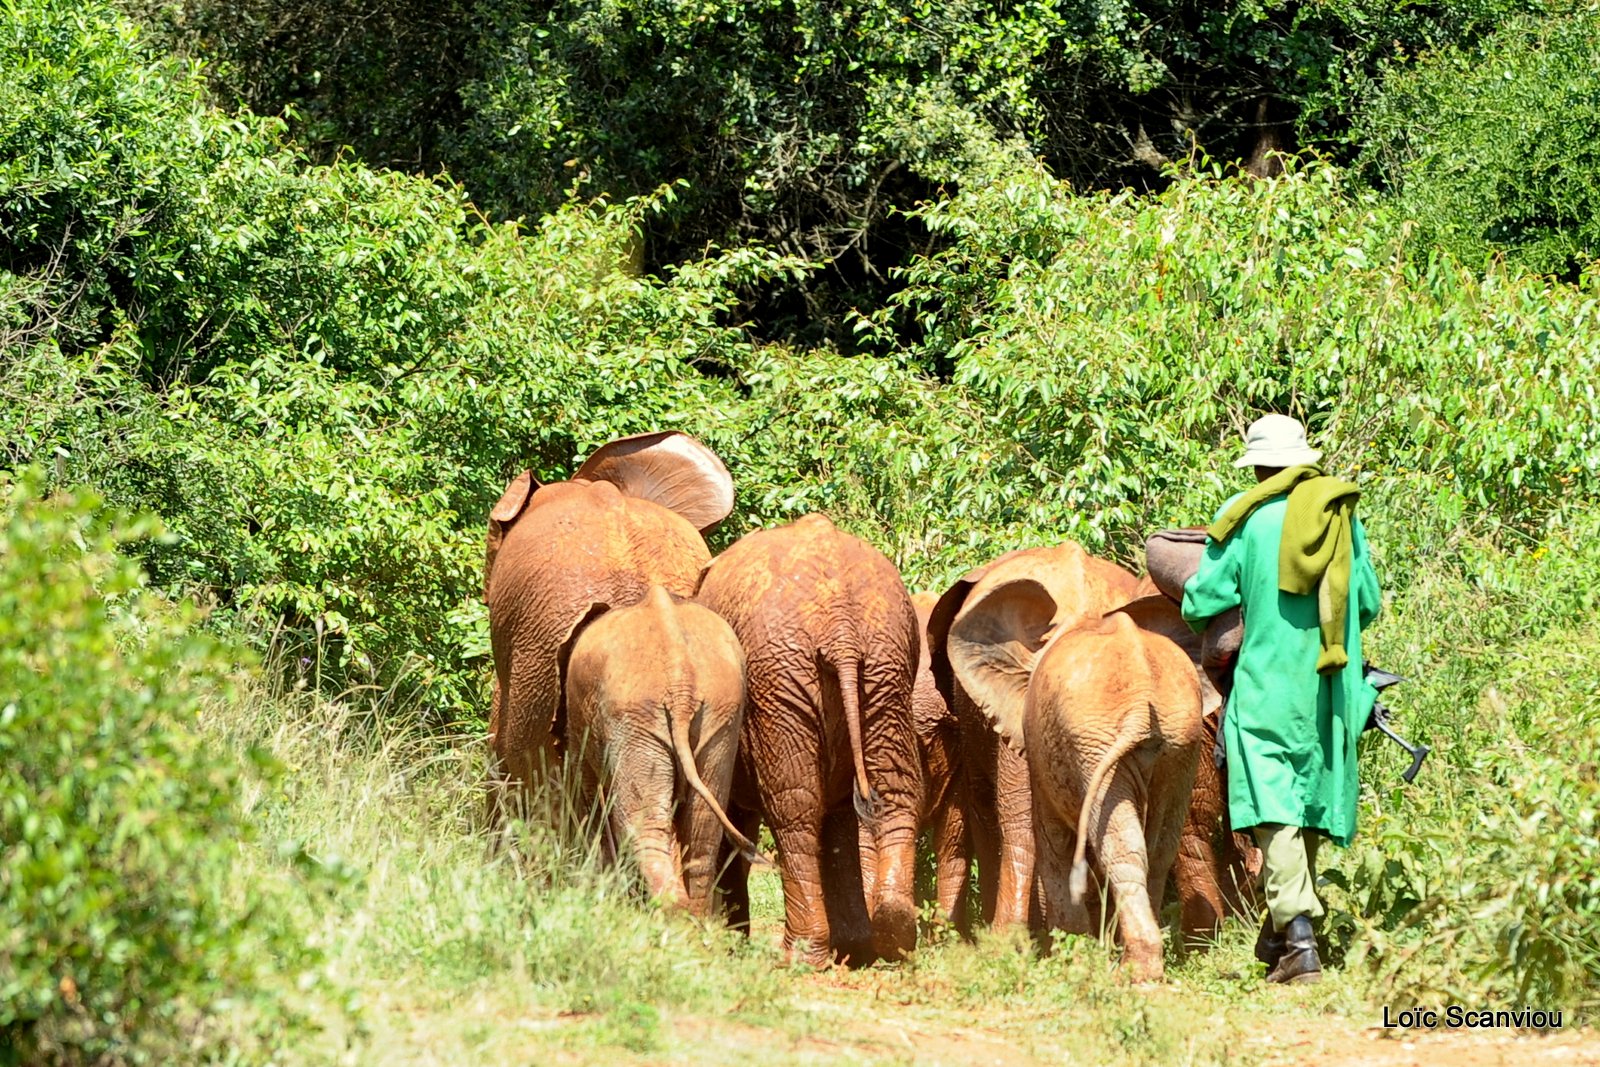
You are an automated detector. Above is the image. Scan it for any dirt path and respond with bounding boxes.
[1250,1017,1598,1067]
[659,996,1599,1067]
[342,864,1597,1066]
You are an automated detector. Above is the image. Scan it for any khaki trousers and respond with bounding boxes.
[1252,823,1325,930]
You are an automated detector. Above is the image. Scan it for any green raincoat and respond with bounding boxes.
[1181,491,1382,845]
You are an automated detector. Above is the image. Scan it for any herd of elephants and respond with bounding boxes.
[482,431,1257,982]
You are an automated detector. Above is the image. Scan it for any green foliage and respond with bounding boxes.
[123,0,1547,341]
[1,0,798,717]
[1364,8,1600,278]
[0,471,320,1063]
[1322,510,1600,1012]
[886,157,1600,574]
[7,0,1600,1040]
[9,0,1600,720]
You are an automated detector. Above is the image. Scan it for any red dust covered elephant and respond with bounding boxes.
[697,514,922,966]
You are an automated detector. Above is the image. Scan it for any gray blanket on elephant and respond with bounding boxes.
[1144,528,1242,698]
[1145,527,1208,603]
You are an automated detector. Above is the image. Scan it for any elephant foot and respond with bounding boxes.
[1180,902,1223,951]
[871,898,918,962]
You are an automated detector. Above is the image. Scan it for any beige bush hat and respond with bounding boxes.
[1234,413,1323,468]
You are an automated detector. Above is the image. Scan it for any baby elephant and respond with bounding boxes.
[1029,609,1203,981]
[944,576,1202,981]
[565,585,765,916]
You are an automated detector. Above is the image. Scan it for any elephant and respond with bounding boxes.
[943,577,1204,981]
[484,431,734,827]
[927,543,1140,930]
[1113,593,1261,943]
[911,592,970,932]
[697,513,922,966]
[564,585,766,916]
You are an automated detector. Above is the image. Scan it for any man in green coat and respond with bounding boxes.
[1181,414,1382,984]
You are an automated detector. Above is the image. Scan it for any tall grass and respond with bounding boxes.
[1322,510,1600,1015]
[204,670,787,1061]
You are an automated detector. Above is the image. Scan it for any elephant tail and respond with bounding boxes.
[834,655,883,826]
[665,695,772,868]
[1069,703,1152,904]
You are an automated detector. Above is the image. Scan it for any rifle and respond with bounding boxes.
[1363,665,1429,783]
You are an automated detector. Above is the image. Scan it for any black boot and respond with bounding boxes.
[1266,914,1321,984]
[1254,913,1284,968]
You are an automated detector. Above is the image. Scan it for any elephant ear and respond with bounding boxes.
[573,431,733,533]
[1111,594,1200,660]
[485,470,542,601]
[926,559,1000,713]
[946,577,1057,752]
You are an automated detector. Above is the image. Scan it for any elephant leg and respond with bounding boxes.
[867,813,919,961]
[1033,791,1091,937]
[678,703,740,919]
[929,797,972,932]
[1143,755,1195,945]
[1173,835,1224,948]
[484,676,508,834]
[605,725,686,909]
[1095,772,1163,982]
[859,668,920,960]
[716,802,758,934]
[718,750,762,932]
[993,742,1036,929]
[492,650,563,825]
[772,804,833,966]
[824,805,875,965]
[955,707,1000,924]
[1173,740,1226,943]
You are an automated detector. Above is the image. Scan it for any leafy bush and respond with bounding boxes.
[2,0,794,718]
[127,0,1549,340]
[885,157,1600,577]
[1322,509,1600,1011]
[1364,8,1600,278]
[0,471,318,1064]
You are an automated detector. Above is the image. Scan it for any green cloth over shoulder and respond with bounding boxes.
[1204,464,1361,675]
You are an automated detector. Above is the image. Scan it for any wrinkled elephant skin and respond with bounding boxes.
[927,543,1139,930]
[946,575,1203,980]
[565,586,758,916]
[1024,608,1204,982]
[698,514,922,966]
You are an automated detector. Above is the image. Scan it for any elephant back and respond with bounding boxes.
[697,514,916,675]
[492,480,709,601]
[1109,594,1225,721]
[1027,612,1202,755]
